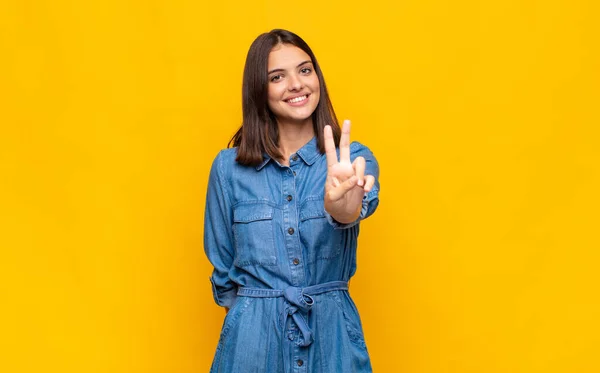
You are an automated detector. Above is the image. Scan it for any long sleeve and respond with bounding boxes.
[325,142,380,229]
[204,151,237,308]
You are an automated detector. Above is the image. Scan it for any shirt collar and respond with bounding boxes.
[255,156,271,171]
[255,137,320,171]
[296,136,320,166]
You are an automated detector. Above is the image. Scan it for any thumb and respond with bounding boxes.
[327,175,357,202]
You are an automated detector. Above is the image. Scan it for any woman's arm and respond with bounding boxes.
[204,151,238,309]
[323,120,380,228]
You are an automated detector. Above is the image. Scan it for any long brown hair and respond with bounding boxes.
[229,29,341,166]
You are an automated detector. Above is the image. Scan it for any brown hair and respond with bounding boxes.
[229,29,341,166]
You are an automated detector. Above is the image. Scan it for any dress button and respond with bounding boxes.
[286,195,293,202]
[293,171,297,176]
[292,258,300,265]
[297,359,304,366]
[288,227,294,235]
[292,154,299,161]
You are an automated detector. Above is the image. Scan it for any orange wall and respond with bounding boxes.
[1,0,599,372]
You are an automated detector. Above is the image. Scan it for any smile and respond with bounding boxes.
[285,95,309,104]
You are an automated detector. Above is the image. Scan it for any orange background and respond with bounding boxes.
[1,0,599,372]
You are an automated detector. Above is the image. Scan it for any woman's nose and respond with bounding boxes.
[287,74,303,91]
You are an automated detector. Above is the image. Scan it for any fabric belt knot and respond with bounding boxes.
[282,286,315,346]
[237,280,349,348]
[237,281,348,372]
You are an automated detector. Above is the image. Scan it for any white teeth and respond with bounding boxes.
[287,95,307,103]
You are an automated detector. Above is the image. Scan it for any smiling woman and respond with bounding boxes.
[266,45,321,133]
[228,29,340,167]
[204,29,380,373]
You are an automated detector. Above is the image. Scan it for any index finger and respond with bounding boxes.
[324,125,338,168]
[339,120,351,163]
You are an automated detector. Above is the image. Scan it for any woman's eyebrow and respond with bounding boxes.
[268,60,313,75]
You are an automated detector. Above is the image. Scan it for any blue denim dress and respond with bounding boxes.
[204,137,380,372]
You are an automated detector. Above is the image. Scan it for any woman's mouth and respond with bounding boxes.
[285,94,309,104]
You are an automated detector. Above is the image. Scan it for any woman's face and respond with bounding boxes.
[266,44,320,127]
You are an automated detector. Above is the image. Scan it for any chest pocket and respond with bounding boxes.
[232,203,277,267]
[299,198,342,263]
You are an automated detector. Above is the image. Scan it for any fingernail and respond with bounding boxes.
[358,179,364,186]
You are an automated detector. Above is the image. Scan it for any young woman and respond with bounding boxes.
[204,29,380,372]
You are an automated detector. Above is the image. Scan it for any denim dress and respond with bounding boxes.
[204,137,380,372]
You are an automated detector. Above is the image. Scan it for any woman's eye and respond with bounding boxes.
[270,75,282,82]
[300,67,312,74]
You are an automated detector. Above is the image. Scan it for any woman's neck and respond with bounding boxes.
[277,120,315,166]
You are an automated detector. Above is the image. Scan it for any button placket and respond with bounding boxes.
[292,345,309,372]
[281,165,304,286]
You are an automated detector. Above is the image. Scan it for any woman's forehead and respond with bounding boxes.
[268,44,312,70]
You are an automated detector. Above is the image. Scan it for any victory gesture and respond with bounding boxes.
[324,120,376,224]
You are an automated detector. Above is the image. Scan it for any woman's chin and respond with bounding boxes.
[281,116,313,127]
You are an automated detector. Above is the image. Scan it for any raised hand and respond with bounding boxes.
[324,120,376,224]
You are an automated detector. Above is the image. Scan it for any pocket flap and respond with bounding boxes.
[233,204,274,223]
[299,199,326,221]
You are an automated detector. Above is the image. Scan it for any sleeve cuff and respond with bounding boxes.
[325,187,379,229]
[210,276,238,308]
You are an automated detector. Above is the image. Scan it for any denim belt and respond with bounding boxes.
[237,281,349,348]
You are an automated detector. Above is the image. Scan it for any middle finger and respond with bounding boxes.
[324,125,338,168]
